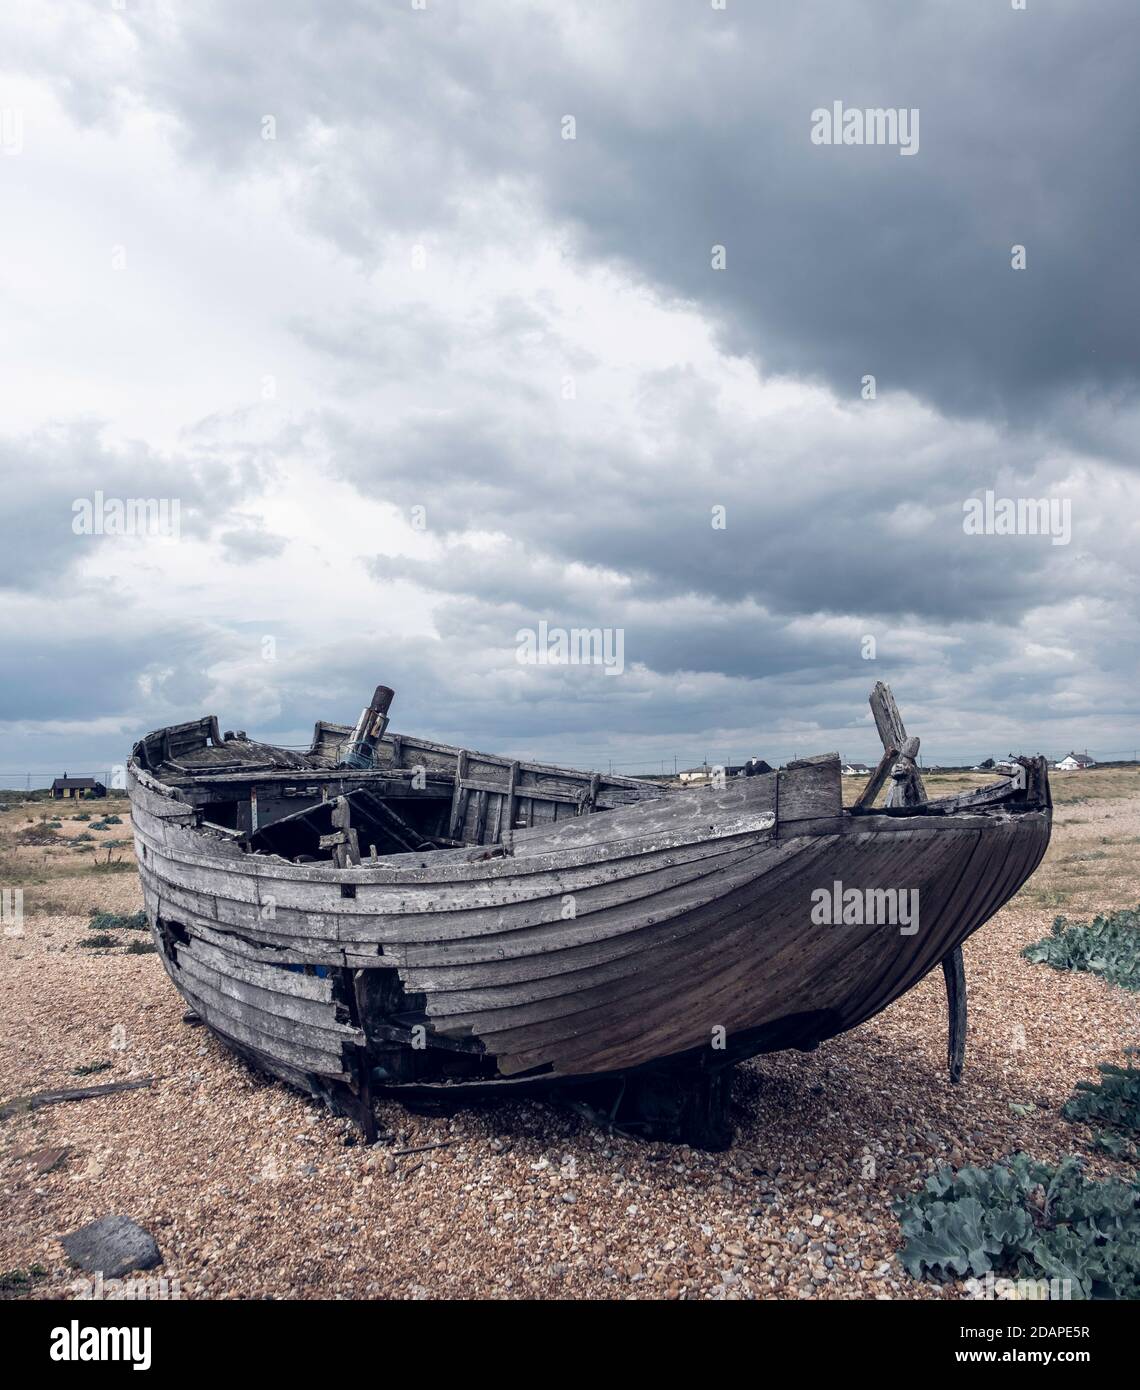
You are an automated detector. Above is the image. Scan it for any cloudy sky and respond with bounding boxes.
[3,0,1138,784]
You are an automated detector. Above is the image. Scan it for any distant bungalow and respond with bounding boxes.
[841,761,872,777]
[679,759,772,783]
[50,775,107,800]
[1053,751,1096,771]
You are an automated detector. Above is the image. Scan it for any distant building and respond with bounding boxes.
[678,761,759,783]
[1054,751,1096,771]
[678,766,710,783]
[50,775,107,800]
[841,762,872,776]
[744,758,773,777]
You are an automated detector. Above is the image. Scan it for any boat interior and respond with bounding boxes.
[130,711,664,866]
[129,683,1051,869]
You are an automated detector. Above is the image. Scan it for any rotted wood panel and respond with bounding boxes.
[173,973,349,1077]
[177,940,344,1016]
[174,950,362,1047]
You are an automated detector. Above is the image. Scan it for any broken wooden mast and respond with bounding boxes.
[867,681,966,1080]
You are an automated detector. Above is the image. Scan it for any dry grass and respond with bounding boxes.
[0,775,1137,1301]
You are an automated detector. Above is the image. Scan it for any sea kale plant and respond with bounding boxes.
[1021,905,1140,991]
[87,910,148,932]
[894,1154,1140,1298]
[1063,1052,1140,1161]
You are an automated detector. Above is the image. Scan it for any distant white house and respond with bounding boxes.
[679,765,711,783]
[679,762,750,783]
[841,762,872,777]
[1054,751,1096,771]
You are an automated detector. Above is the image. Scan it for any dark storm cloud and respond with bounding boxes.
[5,1,1137,771]
[0,611,235,723]
[339,393,1108,635]
[56,0,1140,433]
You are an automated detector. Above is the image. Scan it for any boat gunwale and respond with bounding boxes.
[129,728,1050,889]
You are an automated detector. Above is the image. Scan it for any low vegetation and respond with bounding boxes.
[88,910,148,932]
[895,1154,1140,1298]
[1063,1053,1140,1161]
[0,1266,47,1298]
[1022,905,1140,991]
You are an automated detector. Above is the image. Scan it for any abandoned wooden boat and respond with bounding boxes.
[128,682,1051,1147]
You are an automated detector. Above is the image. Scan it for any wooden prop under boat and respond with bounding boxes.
[127,683,1051,1148]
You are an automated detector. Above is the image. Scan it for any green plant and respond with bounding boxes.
[124,940,156,954]
[73,811,91,822]
[0,1266,47,1296]
[17,823,61,846]
[1022,905,1140,991]
[894,1154,1140,1298]
[88,910,147,932]
[78,933,117,949]
[91,814,123,828]
[1063,1053,1140,1161]
[72,1060,112,1076]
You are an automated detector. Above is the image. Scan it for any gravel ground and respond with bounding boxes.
[1,781,1137,1301]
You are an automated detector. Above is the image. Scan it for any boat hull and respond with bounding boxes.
[128,758,1050,1112]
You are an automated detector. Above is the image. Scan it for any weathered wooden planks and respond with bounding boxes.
[777,754,842,822]
[128,689,1052,1118]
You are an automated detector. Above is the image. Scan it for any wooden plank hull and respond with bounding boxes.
[128,742,1051,1111]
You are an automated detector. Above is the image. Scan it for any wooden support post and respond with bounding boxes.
[328,795,361,867]
[942,946,967,1083]
[868,682,926,807]
[503,761,519,841]
[448,751,469,841]
[852,744,898,811]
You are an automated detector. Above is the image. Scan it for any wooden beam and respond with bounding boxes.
[0,1078,154,1121]
[869,680,908,750]
[448,750,469,840]
[504,761,518,840]
[888,735,925,809]
[869,682,926,806]
[942,946,967,1083]
[852,744,898,811]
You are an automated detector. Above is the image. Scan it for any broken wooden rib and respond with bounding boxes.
[127,683,1051,1147]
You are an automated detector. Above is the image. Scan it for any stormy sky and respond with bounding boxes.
[2,0,1138,782]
